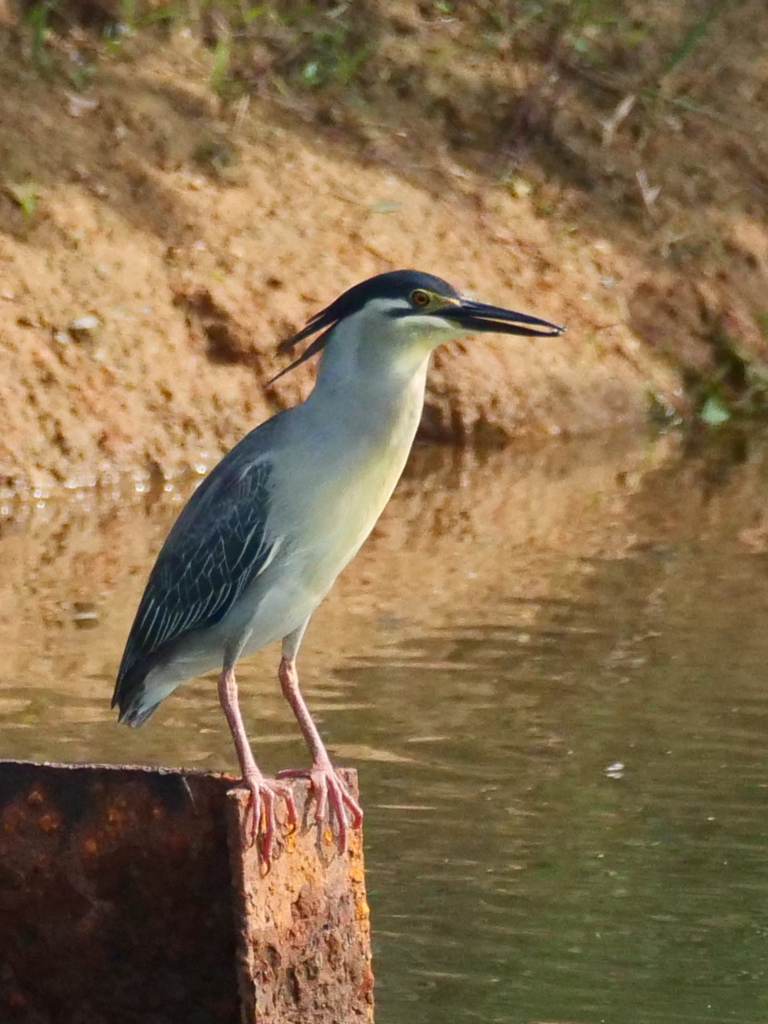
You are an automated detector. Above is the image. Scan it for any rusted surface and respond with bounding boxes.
[227,770,374,1024]
[0,760,239,1024]
[0,761,374,1024]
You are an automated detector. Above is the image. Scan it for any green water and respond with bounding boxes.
[2,430,768,1023]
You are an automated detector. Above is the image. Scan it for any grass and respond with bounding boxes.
[24,0,60,67]
[690,326,768,426]
[17,0,726,104]
[211,36,230,93]
[660,0,725,77]
[5,181,41,218]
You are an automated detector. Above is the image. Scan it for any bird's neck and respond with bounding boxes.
[302,335,431,464]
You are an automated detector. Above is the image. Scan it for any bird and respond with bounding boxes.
[112,269,564,860]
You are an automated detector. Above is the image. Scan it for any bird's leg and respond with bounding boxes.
[276,655,363,852]
[217,666,297,862]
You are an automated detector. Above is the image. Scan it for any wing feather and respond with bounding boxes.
[112,436,281,719]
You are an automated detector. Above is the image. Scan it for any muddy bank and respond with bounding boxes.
[1,3,767,496]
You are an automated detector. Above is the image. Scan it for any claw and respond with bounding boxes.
[234,772,297,865]
[277,763,362,852]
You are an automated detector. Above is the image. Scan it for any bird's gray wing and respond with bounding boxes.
[113,432,282,717]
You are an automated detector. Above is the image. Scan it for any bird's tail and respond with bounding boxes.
[116,700,161,729]
[112,663,162,729]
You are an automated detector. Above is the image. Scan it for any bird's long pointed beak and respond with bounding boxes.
[446,299,565,338]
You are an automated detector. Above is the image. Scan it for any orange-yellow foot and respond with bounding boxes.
[234,769,297,864]
[278,761,363,852]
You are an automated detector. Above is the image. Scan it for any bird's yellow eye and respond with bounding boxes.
[411,289,431,307]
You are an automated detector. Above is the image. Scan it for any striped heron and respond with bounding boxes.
[112,269,564,860]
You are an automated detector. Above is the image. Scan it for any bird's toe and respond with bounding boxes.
[279,764,362,853]
[237,773,297,864]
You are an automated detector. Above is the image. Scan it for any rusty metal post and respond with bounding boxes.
[0,760,374,1024]
[227,769,373,1023]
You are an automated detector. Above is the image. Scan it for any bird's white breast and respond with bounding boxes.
[232,358,430,652]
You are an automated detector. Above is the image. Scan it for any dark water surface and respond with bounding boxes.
[2,431,768,1023]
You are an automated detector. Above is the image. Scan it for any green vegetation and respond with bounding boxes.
[18,0,726,101]
[24,0,61,67]
[691,327,768,427]
[5,181,41,218]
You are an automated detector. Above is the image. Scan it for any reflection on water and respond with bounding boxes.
[3,430,768,1023]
